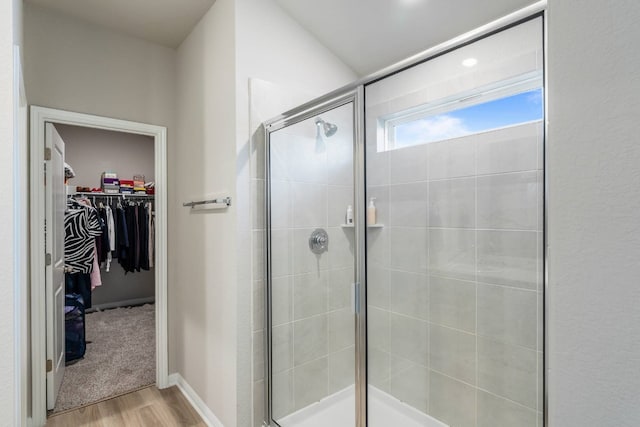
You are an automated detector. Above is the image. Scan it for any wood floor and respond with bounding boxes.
[47,385,206,426]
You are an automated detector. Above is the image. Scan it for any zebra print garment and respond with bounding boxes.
[64,204,102,273]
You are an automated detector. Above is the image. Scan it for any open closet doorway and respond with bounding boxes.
[29,107,169,426]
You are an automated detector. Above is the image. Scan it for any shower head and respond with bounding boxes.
[315,117,338,137]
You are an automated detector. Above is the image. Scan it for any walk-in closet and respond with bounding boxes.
[51,123,156,414]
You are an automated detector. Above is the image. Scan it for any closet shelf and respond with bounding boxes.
[340,224,384,228]
[74,191,154,198]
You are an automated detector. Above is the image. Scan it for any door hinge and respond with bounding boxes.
[45,253,52,266]
[46,359,52,373]
[44,147,52,161]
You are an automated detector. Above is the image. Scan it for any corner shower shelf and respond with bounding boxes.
[340,224,384,228]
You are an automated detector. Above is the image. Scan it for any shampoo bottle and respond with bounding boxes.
[346,205,354,225]
[367,197,377,225]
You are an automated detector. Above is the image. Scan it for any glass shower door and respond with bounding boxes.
[364,17,544,427]
[266,101,357,426]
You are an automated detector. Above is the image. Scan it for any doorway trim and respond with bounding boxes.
[29,106,169,425]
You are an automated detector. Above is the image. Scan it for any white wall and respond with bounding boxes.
[547,1,640,426]
[0,0,22,425]
[234,1,356,426]
[172,1,238,425]
[23,3,176,128]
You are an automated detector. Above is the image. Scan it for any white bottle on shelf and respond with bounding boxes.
[346,205,354,225]
[367,197,377,225]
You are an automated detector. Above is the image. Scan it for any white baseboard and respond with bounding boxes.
[167,373,224,427]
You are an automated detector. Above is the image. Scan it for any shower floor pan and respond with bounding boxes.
[278,385,447,427]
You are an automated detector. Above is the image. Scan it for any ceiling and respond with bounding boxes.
[25,0,216,48]
[274,0,538,76]
[25,0,537,74]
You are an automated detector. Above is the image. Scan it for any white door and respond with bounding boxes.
[45,123,66,410]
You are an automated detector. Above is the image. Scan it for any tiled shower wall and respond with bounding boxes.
[366,121,544,426]
[253,103,356,423]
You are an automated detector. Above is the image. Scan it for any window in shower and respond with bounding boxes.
[382,78,543,151]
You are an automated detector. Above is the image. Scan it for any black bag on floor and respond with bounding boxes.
[65,293,86,363]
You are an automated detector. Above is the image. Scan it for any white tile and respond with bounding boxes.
[389,270,428,320]
[269,136,289,181]
[328,186,353,227]
[477,390,538,427]
[368,307,390,353]
[294,315,328,366]
[327,134,354,186]
[428,136,475,180]
[253,282,264,332]
[328,267,353,311]
[478,336,538,409]
[389,363,429,414]
[273,369,295,420]
[252,230,265,282]
[477,283,538,350]
[390,227,428,274]
[272,323,293,374]
[389,182,428,227]
[292,182,327,228]
[252,179,266,230]
[288,135,327,184]
[253,331,264,382]
[429,276,476,333]
[270,179,292,230]
[390,144,428,183]
[429,324,476,384]
[368,266,390,310]
[328,227,355,270]
[477,171,538,230]
[476,122,539,175]
[271,229,293,278]
[390,313,428,366]
[428,228,475,281]
[293,357,329,411]
[367,228,389,268]
[428,178,476,228]
[429,370,477,427]
[366,149,389,186]
[477,230,538,290]
[253,380,264,427]
[293,271,328,320]
[368,347,390,392]
[328,308,355,352]
[329,347,355,393]
[272,276,293,326]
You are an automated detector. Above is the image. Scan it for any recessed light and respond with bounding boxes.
[462,58,478,67]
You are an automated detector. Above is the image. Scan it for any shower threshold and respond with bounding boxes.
[278,385,447,427]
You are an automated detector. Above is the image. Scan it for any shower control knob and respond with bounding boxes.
[309,229,329,254]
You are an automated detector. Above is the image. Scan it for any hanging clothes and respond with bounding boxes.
[105,205,115,272]
[147,202,154,269]
[64,198,102,309]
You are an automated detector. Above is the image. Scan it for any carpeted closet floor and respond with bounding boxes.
[52,304,156,414]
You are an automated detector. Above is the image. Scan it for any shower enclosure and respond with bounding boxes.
[263,11,545,427]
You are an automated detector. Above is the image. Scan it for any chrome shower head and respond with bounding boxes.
[315,117,338,137]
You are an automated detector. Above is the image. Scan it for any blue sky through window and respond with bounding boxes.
[393,88,543,148]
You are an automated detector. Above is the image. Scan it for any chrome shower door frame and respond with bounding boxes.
[263,88,368,427]
[262,2,548,426]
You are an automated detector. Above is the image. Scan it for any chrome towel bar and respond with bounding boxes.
[182,197,232,208]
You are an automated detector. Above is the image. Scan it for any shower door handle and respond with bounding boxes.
[351,282,360,314]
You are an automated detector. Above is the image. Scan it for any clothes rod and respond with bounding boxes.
[182,197,232,208]
[74,192,154,198]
